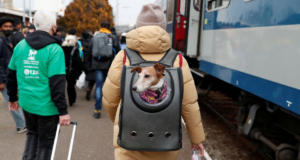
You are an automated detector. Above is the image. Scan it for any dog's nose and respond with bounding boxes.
[132,86,137,91]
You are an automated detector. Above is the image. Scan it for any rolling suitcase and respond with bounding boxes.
[51,121,77,160]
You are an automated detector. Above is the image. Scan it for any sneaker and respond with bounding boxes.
[93,110,101,119]
[86,91,91,101]
[17,127,27,133]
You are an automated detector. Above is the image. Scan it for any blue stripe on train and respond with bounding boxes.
[199,60,300,115]
[203,0,300,30]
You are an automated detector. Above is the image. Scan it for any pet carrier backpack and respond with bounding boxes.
[118,47,184,152]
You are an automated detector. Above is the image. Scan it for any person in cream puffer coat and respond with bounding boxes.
[102,3,205,160]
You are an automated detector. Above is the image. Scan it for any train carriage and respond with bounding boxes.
[155,0,300,159]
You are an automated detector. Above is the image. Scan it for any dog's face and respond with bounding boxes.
[131,63,165,93]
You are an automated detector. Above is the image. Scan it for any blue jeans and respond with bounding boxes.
[95,70,108,110]
[0,83,26,129]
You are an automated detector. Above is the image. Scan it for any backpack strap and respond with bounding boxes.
[123,51,127,65]
[77,41,83,58]
[68,46,77,74]
[123,47,145,66]
[178,53,183,67]
[123,47,183,67]
[159,48,180,67]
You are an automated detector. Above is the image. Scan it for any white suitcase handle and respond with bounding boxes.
[51,121,77,160]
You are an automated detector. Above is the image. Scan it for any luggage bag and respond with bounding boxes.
[51,121,77,160]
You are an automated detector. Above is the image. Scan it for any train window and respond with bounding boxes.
[168,0,175,22]
[207,0,230,11]
[180,0,186,15]
[194,0,201,11]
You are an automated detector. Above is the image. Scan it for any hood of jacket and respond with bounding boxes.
[126,26,171,54]
[111,30,117,36]
[62,35,77,47]
[25,31,61,50]
[82,31,92,39]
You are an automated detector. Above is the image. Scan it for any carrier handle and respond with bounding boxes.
[51,121,77,160]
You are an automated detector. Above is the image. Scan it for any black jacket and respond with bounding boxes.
[80,37,92,56]
[80,37,95,81]
[6,31,68,115]
[111,30,120,47]
[80,36,92,69]
[87,33,121,70]
[8,28,24,49]
[62,46,84,79]
[0,32,13,84]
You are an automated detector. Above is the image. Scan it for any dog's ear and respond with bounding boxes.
[131,67,142,73]
[154,63,165,74]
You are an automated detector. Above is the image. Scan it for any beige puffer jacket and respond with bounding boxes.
[102,26,205,160]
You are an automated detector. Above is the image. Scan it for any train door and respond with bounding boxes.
[172,0,187,53]
[166,0,175,45]
[184,0,203,58]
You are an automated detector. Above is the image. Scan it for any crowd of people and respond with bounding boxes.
[0,3,205,160]
[1,18,128,120]
[59,23,127,118]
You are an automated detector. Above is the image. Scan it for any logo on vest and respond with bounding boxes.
[24,69,30,75]
[28,49,37,60]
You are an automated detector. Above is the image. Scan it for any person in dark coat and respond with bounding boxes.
[25,23,36,37]
[80,29,95,100]
[8,18,24,49]
[0,17,27,133]
[110,27,120,48]
[87,22,120,118]
[56,26,65,42]
[120,32,127,50]
[62,28,85,106]
[28,23,36,33]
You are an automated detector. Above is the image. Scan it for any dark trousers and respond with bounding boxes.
[22,110,59,160]
[88,80,95,91]
[66,77,76,105]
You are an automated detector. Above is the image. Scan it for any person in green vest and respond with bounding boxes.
[6,10,71,160]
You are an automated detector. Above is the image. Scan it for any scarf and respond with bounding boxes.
[140,81,168,104]
[99,28,111,34]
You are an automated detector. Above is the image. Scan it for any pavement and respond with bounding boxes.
[0,87,198,160]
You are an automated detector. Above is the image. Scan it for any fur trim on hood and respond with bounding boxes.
[62,35,77,47]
